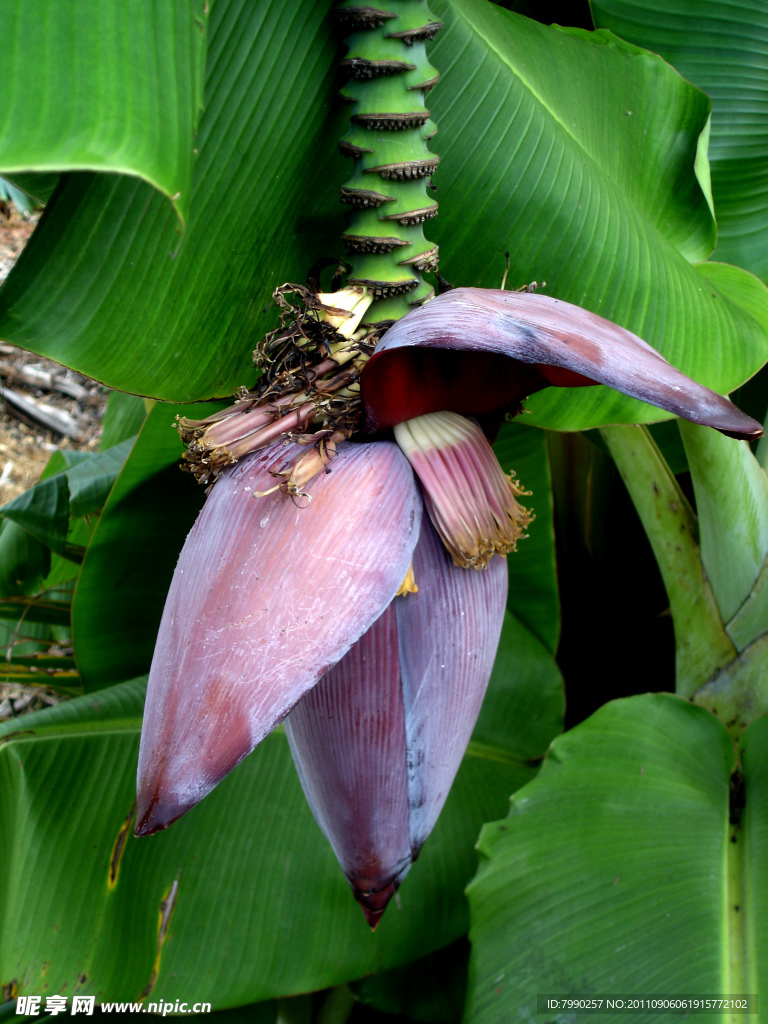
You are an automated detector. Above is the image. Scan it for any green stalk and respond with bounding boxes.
[677,419,768,648]
[600,423,736,698]
[603,425,768,736]
[337,0,442,321]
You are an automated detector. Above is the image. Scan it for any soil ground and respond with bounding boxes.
[0,208,108,501]
[0,205,108,719]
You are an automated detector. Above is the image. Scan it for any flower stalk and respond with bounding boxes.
[337,0,442,322]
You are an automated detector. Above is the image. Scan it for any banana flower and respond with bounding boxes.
[136,287,762,926]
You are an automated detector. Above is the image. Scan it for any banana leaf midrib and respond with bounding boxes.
[439,0,715,268]
[0,721,143,746]
[0,715,535,770]
[465,740,540,768]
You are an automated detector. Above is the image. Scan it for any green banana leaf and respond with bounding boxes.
[600,423,736,699]
[350,940,468,1023]
[0,0,765,430]
[1,172,59,206]
[0,0,207,228]
[0,439,134,559]
[0,393,144,684]
[600,421,768,736]
[70,402,223,690]
[0,437,138,671]
[0,608,562,1006]
[99,392,148,451]
[0,0,343,401]
[0,519,50,600]
[676,421,768,735]
[678,421,768,631]
[590,0,768,283]
[493,421,559,654]
[430,0,768,430]
[465,694,761,1024]
[0,392,149,653]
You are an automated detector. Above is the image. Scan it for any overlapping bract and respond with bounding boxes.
[136,440,421,835]
[362,288,764,439]
[286,515,507,926]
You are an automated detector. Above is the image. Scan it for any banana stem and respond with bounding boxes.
[600,423,736,697]
[337,0,442,322]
